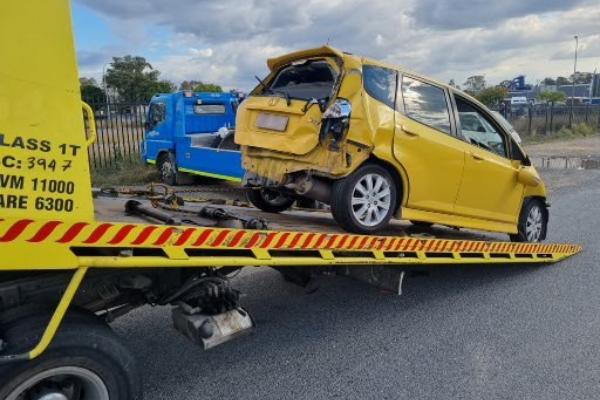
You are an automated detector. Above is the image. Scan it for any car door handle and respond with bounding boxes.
[470,152,485,161]
[401,125,419,137]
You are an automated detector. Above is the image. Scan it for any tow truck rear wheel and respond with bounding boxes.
[331,163,398,234]
[157,152,178,186]
[246,188,295,213]
[0,309,141,400]
[510,198,548,242]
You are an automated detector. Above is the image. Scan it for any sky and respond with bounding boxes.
[73,0,600,91]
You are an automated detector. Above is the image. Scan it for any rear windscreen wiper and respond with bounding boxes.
[255,75,270,93]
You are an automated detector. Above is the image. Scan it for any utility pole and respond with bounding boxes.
[102,62,111,116]
[570,35,578,127]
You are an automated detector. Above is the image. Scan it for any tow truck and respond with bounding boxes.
[0,2,581,399]
[142,91,243,185]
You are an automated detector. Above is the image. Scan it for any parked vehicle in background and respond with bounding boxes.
[236,46,549,242]
[143,91,244,185]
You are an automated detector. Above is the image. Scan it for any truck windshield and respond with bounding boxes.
[268,60,337,101]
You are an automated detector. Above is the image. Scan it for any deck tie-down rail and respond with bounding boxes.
[0,218,582,270]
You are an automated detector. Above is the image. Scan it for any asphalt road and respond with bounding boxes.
[112,170,600,400]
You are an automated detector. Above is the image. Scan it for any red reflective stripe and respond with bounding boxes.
[27,221,62,243]
[56,222,89,243]
[313,234,327,249]
[273,233,290,248]
[324,235,338,249]
[395,238,406,250]
[210,230,231,247]
[227,231,246,247]
[82,223,113,244]
[131,226,158,245]
[377,238,387,250]
[108,225,136,245]
[357,236,369,249]
[153,227,176,246]
[386,238,397,250]
[260,232,277,248]
[0,219,34,242]
[174,228,196,246]
[336,235,349,249]
[245,233,262,249]
[288,233,302,249]
[348,236,359,249]
[301,233,316,249]
[193,229,214,247]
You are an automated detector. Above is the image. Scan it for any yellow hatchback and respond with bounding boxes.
[235,46,548,242]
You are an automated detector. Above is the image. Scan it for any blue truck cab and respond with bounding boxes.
[142,91,244,185]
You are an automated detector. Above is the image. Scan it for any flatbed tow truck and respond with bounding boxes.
[0,2,582,399]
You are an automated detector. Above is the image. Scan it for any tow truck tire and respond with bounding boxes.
[246,188,295,213]
[157,152,178,186]
[509,198,548,243]
[0,310,142,400]
[331,163,398,234]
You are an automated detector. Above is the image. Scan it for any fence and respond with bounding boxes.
[496,104,600,137]
[84,97,148,170]
[84,97,600,170]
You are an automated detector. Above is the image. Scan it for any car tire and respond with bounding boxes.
[331,163,398,234]
[247,188,295,213]
[0,310,142,400]
[509,198,548,242]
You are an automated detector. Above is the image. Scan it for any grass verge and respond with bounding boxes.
[522,122,598,144]
[91,159,160,187]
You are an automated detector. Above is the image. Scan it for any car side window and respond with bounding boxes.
[363,65,397,109]
[454,95,507,158]
[401,76,451,134]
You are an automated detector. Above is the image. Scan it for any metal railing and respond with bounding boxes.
[83,96,148,169]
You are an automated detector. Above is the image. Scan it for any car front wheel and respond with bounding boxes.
[510,198,548,242]
[331,163,398,234]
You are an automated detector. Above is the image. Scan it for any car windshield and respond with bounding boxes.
[268,60,337,100]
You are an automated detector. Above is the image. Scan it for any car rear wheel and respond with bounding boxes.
[510,198,548,242]
[331,164,398,234]
[246,188,295,213]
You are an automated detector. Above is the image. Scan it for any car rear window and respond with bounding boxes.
[363,65,397,109]
[268,60,337,100]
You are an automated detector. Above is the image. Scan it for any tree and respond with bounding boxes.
[570,71,593,84]
[498,80,513,89]
[542,77,556,85]
[463,75,486,92]
[475,86,507,107]
[448,79,460,90]
[105,55,174,102]
[193,82,223,93]
[79,77,106,109]
[537,91,566,104]
[556,76,570,86]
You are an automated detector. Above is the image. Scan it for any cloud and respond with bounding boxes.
[409,0,589,30]
[75,0,600,90]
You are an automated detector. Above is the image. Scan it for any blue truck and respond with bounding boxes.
[142,91,244,185]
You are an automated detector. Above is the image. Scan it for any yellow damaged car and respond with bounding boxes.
[235,46,548,242]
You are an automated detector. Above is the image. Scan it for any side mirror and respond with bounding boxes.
[517,166,540,187]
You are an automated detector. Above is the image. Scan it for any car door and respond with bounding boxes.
[393,75,465,214]
[452,94,524,223]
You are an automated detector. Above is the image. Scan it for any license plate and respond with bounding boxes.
[256,113,288,132]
